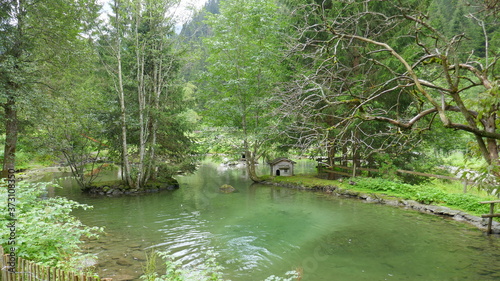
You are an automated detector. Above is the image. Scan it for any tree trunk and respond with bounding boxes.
[245,150,261,182]
[241,84,261,182]
[115,0,133,188]
[485,115,500,169]
[2,2,22,178]
[353,129,360,176]
[2,98,18,178]
[118,52,133,188]
[148,51,164,182]
[342,143,348,167]
[137,44,146,188]
[135,5,148,189]
[487,138,499,165]
[327,140,336,180]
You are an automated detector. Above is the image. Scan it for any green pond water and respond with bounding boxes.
[42,160,500,281]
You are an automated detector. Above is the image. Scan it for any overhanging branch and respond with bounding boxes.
[362,106,500,139]
[328,30,452,127]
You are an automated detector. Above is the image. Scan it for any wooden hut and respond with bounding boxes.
[268,157,296,176]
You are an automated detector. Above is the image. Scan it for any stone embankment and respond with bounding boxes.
[263,180,500,234]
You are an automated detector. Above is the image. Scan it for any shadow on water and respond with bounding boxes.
[40,160,500,281]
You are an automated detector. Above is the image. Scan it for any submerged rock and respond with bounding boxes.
[130,250,147,261]
[116,258,132,266]
[219,184,236,193]
[76,257,98,271]
[111,274,136,281]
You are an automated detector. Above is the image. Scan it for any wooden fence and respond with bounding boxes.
[480,200,500,234]
[0,247,111,281]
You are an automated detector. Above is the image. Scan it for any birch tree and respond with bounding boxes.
[100,0,196,189]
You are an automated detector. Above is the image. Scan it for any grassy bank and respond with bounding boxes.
[268,174,498,217]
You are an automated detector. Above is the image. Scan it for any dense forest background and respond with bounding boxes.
[1,0,500,194]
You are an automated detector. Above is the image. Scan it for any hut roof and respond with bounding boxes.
[267,157,296,165]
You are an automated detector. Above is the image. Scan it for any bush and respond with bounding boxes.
[354,177,413,194]
[441,193,490,214]
[413,186,446,204]
[0,180,103,270]
[352,177,490,213]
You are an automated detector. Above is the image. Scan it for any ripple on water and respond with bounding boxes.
[224,235,276,270]
[149,215,214,268]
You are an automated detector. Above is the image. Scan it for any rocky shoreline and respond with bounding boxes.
[84,178,180,196]
[263,180,500,235]
[19,166,180,196]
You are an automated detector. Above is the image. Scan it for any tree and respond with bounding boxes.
[276,0,424,174]
[41,77,109,190]
[280,0,500,181]
[98,0,197,189]
[201,0,289,182]
[0,0,99,177]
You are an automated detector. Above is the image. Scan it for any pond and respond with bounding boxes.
[41,160,500,281]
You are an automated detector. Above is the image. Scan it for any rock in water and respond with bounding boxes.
[219,184,236,193]
[76,257,98,271]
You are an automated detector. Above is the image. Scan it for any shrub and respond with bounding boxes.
[441,193,490,214]
[413,186,446,204]
[352,177,491,214]
[354,177,412,194]
[0,181,103,270]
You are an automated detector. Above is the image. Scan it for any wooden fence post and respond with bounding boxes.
[0,246,6,281]
[480,200,500,234]
[0,246,16,281]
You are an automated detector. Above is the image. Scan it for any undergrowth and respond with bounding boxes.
[351,177,492,215]
[272,175,497,216]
